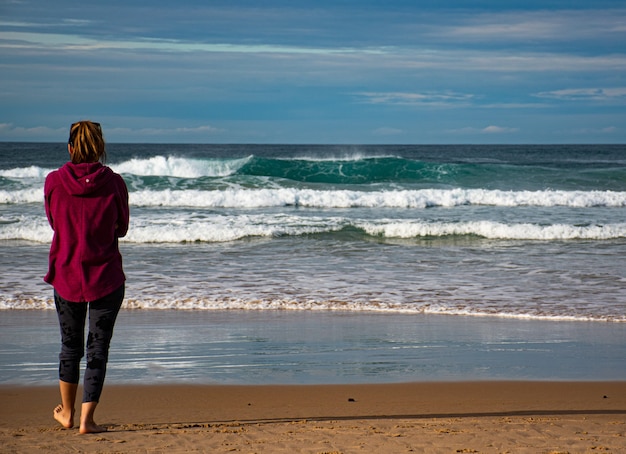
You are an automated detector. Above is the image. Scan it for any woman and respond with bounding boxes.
[45,121,129,434]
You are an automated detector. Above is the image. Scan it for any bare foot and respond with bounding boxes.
[53,404,74,429]
[79,421,108,434]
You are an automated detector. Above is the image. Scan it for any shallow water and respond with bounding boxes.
[1,310,625,386]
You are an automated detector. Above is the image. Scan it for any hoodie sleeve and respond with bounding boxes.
[115,174,130,238]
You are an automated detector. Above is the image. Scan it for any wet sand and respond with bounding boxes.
[2,381,625,453]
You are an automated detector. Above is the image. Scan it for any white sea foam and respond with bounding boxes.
[357,220,626,240]
[125,220,626,243]
[0,215,52,242]
[275,152,397,162]
[0,189,44,204]
[4,211,624,243]
[111,155,251,178]
[3,296,622,322]
[125,214,346,243]
[4,186,625,208]
[2,158,625,209]
[127,188,626,209]
[2,145,625,327]
[0,166,53,179]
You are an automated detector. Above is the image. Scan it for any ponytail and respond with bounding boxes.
[68,121,106,164]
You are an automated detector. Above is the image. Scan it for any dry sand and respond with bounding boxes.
[1,381,625,453]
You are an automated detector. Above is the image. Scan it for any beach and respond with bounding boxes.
[1,311,625,452]
[2,382,625,453]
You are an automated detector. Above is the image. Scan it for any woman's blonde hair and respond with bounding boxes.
[68,121,106,164]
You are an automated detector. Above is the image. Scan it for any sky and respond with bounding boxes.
[1,0,625,144]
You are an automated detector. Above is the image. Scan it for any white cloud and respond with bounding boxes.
[561,126,619,135]
[108,125,223,137]
[0,123,65,138]
[482,125,519,134]
[429,10,626,42]
[0,123,223,141]
[175,125,222,134]
[357,91,474,107]
[479,102,551,109]
[534,87,626,102]
[0,19,92,28]
[3,29,626,78]
[448,125,519,135]
[0,31,385,56]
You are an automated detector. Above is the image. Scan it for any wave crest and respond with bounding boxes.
[112,155,252,178]
[128,188,626,209]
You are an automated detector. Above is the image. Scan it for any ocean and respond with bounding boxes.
[1,143,625,384]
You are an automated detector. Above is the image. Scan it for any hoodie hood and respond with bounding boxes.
[58,162,115,196]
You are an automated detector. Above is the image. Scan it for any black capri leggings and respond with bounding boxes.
[54,285,124,403]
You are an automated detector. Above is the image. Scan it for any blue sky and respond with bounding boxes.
[1,0,625,143]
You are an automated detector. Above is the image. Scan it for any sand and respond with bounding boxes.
[1,381,625,453]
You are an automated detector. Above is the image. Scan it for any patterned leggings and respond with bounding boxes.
[54,285,124,403]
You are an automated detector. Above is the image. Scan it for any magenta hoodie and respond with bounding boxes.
[44,161,129,302]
